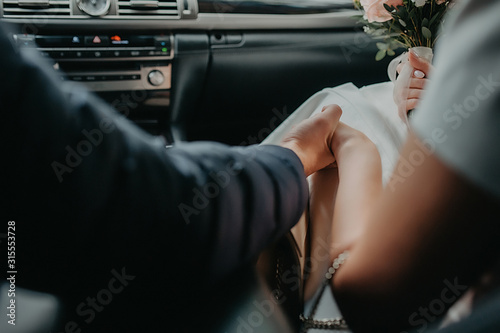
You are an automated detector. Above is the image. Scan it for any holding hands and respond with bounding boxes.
[280,104,342,177]
[280,103,382,302]
[279,104,378,177]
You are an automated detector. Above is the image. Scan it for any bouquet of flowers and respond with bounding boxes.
[354,0,451,60]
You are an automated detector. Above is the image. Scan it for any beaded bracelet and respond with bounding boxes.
[325,251,349,280]
[299,250,350,331]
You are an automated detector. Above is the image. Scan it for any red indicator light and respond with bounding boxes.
[111,35,121,42]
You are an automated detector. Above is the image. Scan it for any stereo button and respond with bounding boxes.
[148,70,164,86]
[85,36,110,46]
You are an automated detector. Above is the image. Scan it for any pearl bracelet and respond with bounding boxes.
[300,250,350,331]
[325,251,349,280]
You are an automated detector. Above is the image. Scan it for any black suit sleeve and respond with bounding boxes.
[0,24,308,299]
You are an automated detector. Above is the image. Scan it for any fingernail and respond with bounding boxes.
[410,48,421,58]
[414,70,425,78]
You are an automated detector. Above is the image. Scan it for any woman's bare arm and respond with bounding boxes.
[329,123,383,254]
[329,129,500,332]
[304,122,382,301]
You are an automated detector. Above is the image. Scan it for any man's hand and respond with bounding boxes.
[280,104,342,177]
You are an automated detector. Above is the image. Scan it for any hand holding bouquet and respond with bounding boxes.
[354,0,451,60]
[354,0,452,122]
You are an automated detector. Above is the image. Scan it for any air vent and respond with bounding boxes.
[117,0,179,17]
[2,0,70,17]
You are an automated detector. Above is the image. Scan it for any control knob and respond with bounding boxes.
[148,70,165,86]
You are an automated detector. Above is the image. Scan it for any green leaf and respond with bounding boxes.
[429,13,438,27]
[383,3,393,13]
[391,26,402,34]
[372,29,386,36]
[422,26,432,39]
[409,8,418,22]
[399,19,407,27]
[422,18,429,27]
[387,49,396,56]
[375,49,386,61]
[368,22,382,29]
[376,42,388,50]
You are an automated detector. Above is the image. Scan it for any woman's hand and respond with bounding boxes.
[331,121,375,156]
[280,104,342,177]
[394,49,434,116]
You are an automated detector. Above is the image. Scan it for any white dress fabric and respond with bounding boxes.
[263,81,407,187]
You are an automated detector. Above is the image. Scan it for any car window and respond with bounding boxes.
[198,0,355,14]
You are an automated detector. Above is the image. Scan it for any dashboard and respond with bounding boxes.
[0,0,390,143]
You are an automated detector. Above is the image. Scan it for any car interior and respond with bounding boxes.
[0,0,396,331]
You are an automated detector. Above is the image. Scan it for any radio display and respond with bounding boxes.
[33,35,168,48]
[13,33,173,60]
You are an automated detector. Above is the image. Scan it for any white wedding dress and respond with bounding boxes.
[263,81,408,186]
[262,80,408,332]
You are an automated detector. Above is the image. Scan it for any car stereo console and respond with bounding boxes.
[13,33,173,92]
